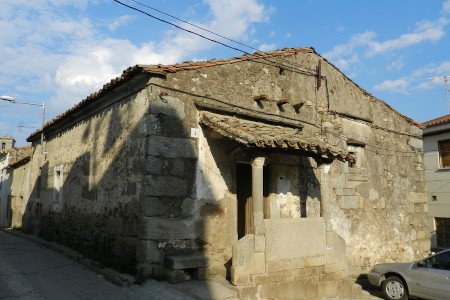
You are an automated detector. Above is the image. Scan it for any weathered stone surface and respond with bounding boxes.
[265,218,326,262]
[409,192,427,204]
[165,255,209,270]
[305,255,326,267]
[143,175,187,197]
[138,217,195,240]
[136,240,162,264]
[146,136,198,158]
[338,195,359,209]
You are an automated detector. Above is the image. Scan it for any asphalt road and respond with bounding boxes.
[0,230,138,299]
[0,230,236,300]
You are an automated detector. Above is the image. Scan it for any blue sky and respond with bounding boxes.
[1,0,450,145]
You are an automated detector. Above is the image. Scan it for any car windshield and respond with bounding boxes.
[423,251,450,270]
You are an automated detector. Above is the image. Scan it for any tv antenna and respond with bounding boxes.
[430,76,450,114]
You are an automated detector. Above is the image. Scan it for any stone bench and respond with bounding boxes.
[165,255,210,282]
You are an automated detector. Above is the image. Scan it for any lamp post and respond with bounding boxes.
[0,95,45,154]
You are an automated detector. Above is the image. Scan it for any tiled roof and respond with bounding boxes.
[422,114,450,127]
[27,47,419,141]
[8,146,32,166]
[200,111,354,162]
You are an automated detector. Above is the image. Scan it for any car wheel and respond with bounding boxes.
[382,276,408,300]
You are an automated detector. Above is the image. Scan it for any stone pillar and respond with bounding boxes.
[252,156,265,234]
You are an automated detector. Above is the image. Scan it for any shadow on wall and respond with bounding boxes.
[18,78,324,297]
[18,85,217,297]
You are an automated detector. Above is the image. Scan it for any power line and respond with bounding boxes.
[113,1,424,155]
[129,0,258,52]
[112,0,317,77]
[128,0,318,74]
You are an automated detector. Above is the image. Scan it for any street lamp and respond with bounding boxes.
[0,95,45,154]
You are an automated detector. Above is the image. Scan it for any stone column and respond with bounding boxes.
[252,156,265,234]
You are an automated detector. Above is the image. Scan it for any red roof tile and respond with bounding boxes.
[422,114,450,127]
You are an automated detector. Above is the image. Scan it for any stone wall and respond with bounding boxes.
[10,159,32,228]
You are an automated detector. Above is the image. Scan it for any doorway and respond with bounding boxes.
[236,163,252,239]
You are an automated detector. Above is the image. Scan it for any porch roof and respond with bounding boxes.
[199,111,354,162]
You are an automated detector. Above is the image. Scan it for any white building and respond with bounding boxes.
[423,115,450,249]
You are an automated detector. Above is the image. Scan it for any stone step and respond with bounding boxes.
[165,255,209,270]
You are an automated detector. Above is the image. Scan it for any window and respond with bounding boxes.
[424,251,450,270]
[438,140,450,168]
[435,218,450,248]
[1,142,5,150]
[52,165,64,212]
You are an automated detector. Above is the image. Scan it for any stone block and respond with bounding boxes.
[145,156,163,174]
[265,218,326,262]
[136,263,155,281]
[267,260,290,273]
[139,217,195,240]
[305,280,318,299]
[165,255,209,270]
[143,175,187,197]
[305,256,326,267]
[409,192,427,204]
[139,196,171,217]
[409,213,427,227]
[346,174,368,182]
[147,136,198,158]
[254,234,265,253]
[136,240,162,264]
[170,158,185,176]
[236,285,258,299]
[346,180,362,189]
[167,269,189,284]
[317,280,338,298]
[324,263,337,274]
[338,195,359,209]
[260,282,279,299]
[231,266,251,286]
[278,279,307,299]
[409,138,423,150]
[417,230,427,239]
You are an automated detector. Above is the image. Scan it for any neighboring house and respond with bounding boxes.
[22,48,428,298]
[0,136,16,227]
[9,146,33,229]
[423,114,450,250]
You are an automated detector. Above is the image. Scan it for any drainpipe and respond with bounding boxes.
[251,156,265,234]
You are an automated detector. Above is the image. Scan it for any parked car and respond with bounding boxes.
[368,249,450,300]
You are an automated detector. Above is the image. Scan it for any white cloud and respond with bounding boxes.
[443,0,450,14]
[366,18,448,56]
[374,79,409,93]
[258,43,277,52]
[108,15,133,31]
[324,17,448,69]
[374,61,450,93]
[324,31,375,60]
[387,59,405,71]
[0,0,271,117]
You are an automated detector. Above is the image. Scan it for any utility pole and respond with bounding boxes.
[430,76,450,114]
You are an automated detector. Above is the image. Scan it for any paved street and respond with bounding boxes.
[0,230,236,300]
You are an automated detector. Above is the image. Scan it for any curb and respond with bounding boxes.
[1,228,136,287]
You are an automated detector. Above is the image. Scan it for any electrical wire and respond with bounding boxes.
[113,0,424,156]
[128,0,318,74]
[112,0,317,77]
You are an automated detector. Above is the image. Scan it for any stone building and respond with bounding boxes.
[22,48,429,298]
[0,136,16,227]
[8,146,33,229]
[423,114,450,250]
